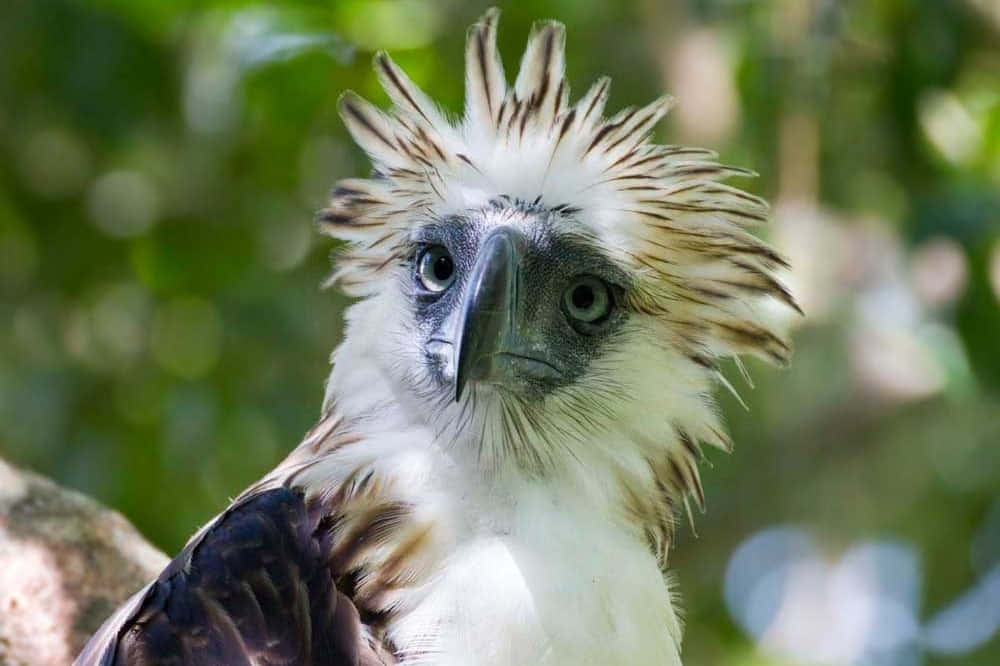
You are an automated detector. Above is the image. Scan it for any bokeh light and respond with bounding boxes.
[87,170,161,239]
[150,297,222,379]
[17,127,92,200]
[726,526,1000,665]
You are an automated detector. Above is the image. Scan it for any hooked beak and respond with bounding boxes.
[453,226,564,401]
[452,226,566,401]
[454,227,522,402]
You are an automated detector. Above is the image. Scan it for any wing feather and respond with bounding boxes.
[75,478,396,665]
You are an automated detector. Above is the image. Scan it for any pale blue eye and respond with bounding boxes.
[417,246,456,292]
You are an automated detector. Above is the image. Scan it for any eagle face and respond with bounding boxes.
[319,8,798,476]
[373,197,647,472]
[411,202,632,401]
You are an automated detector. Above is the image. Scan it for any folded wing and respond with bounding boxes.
[75,486,392,666]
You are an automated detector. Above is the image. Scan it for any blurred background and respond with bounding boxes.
[0,0,998,664]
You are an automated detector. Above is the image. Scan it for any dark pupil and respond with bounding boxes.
[572,284,595,310]
[433,255,453,281]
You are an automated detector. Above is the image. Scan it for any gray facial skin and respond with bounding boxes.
[406,197,632,402]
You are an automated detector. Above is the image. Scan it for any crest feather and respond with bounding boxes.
[574,77,612,133]
[374,51,447,134]
[464,8,506,133]
[338,92,403,168]
[511,21,567,131]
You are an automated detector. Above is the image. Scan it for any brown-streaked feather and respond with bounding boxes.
[75,412,430,666]
[464,7,505,132]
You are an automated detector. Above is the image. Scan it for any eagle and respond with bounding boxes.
[77,9,798,666]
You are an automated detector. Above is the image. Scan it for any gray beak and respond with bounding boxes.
[454,227,523,402]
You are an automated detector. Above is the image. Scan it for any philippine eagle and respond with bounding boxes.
[78,9,798,666]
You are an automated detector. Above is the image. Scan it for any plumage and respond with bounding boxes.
[78,9,798,666]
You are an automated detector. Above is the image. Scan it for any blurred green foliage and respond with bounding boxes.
[1,0,999,664]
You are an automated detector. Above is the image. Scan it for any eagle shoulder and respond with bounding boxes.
[74,486,389,666]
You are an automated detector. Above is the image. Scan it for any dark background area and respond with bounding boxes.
[1,0,998,664]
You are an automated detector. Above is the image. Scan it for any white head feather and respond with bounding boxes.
[317,7,799,547]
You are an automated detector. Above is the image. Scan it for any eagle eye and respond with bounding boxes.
[417,245,455,293]
[563,276,612,331]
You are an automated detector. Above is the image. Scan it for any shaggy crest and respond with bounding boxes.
[317,8,800,534]
[319,8,798,362]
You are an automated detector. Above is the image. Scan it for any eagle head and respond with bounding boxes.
[318,9,799,493]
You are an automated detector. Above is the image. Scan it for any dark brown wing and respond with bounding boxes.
[74,487,388,666]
